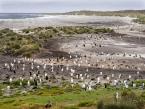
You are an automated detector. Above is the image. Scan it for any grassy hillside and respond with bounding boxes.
[65,10,145,17]
[0,28,40,57]
[0,26,114,57]
[64,10,145,24]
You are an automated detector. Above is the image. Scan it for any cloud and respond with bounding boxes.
[0,0,145,13]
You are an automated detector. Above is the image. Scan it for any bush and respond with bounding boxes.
[133,16,145,24]
[121,90,137,102]
[78,101,95,107]
[63,106,79,109]
[97,100,104,109]
[134,80,145,87]
[136,99,145,109]
[0,26,114,57]
[104,103,136,109]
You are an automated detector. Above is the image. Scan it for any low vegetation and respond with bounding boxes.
[65,10,145,17]
[0,81,145,109]
[0,28,40,57]
[22,26,114,35]
[97,89,145,109]
[0,26,114,57]
[133,16,145,24]
[65,10,145,24]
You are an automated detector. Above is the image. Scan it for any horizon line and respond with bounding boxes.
[0,9,145,14]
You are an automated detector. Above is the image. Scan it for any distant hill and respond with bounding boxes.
[63,10,145,17]
[45,10,145,24]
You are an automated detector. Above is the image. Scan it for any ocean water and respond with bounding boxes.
[0,13,44,19]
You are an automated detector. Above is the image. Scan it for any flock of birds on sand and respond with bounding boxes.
[0,34,145,97]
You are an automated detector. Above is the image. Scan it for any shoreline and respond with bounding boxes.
[0,15,133,30]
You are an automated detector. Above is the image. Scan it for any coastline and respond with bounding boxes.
[0,15,133,30]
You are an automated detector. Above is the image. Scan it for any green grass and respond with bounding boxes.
[0,83,144,109]
[0,86,115,109]
[0,81,143,109]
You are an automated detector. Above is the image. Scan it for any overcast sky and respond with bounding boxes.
[0,0,145,13]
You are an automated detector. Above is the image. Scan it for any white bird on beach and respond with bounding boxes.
[78,64,81,67]
[88,85,92,91]
[81,83,86,88]
[70,78,74,83]
[61,68,64,72]
[9,78,13,83]
[7,86,10,90]
[33,74,36,78]
[45,73,47,77]
[133,83,136,88]
[4,63,8,67]
[66,65,69,71]
[43,64,46,70]
[22,67,25,71]
[70,73,73,77]
[129,75,131,79]
[30,77,33,80]
[70,55,72,59]
[81,77,84,81]
[76,75,79,79]
[80,74,83,77]
[86,68,89,72]
[10,63,14,68]
[112,74,114,78]
[119,74,121,79]
[13,59,16,63]
[116,92,119,100]
[71,69,75,73]
[107,77,110,81]
[97,77,100,83]
[137,71,140,75]
[27,81,30,87]
[37,65,40,69]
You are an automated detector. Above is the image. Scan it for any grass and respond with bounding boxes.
[103,103,136,109]
[0,85,115,109]
[0,80,145,109]
[0,28,40,57]
[77,101,95,107]
[65,10,145,24]
[0,26,113,57]
[133,16,145,24]
[65,10,145,18]
[0,82,144,109]
[22,26,114,35]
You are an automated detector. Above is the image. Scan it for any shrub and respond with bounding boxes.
[78,101,95,107]
[63,106,79,109]
[133,16,145,24]
[121,90,137,102]
[104,103,136,109]
[134,80,145,87]
[136,99,145,109]
[97,100,104,109]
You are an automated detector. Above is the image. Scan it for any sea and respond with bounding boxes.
[0,13,44,19]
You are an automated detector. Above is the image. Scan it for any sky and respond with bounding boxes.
[0,0,145,13]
